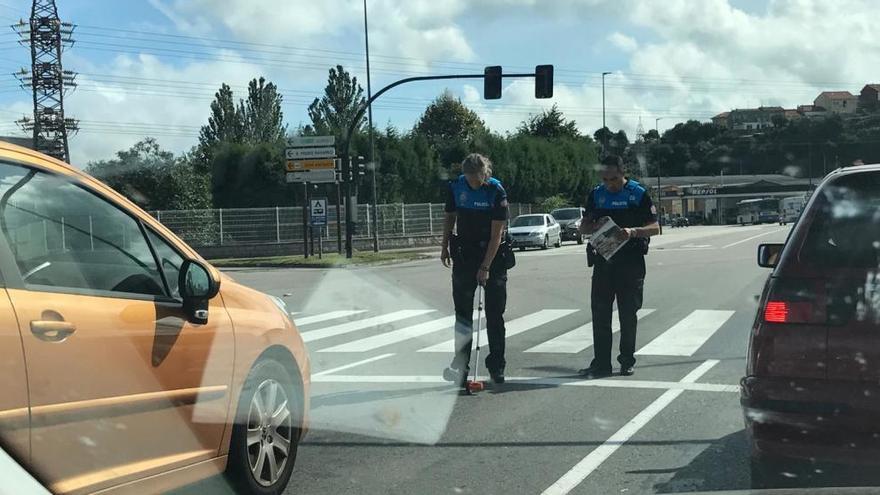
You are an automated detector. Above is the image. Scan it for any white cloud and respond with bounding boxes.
[155,0,475,69]
[608,32,638,52]
[464,0,880,137]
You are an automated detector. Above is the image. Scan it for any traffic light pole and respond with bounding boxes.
[340,71,539,258]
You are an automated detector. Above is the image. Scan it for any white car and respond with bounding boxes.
[509,214,562,251]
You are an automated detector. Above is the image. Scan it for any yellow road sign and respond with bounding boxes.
[285,159,336,171]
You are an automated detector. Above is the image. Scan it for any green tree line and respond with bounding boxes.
[87,65,604,211]
[641,113,880,178]
[88,64,880,214]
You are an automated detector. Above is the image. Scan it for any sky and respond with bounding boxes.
[0,0,877,165]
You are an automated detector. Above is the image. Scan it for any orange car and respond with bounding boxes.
[0,142,310,494]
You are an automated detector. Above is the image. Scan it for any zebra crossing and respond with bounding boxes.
[294,305,738,357]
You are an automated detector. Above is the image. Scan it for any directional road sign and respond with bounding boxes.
[285,147,336,160]
[285,158,337,171]
[287,135,335,148]
[285,169,337,184]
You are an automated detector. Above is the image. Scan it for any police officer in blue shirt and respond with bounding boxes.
[578,155,660,378]
[440,154,509,391]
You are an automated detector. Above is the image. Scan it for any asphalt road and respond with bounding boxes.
[217,224,793,495]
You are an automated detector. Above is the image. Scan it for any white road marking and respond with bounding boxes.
[311,373,737,393]
[636,310,734,356]
[312,353,395,377]
[722,228,786,248]
[541,359,720,495]
[294,310,367,327]
[525,309,655,354]
[653,247,715,252]
[416,309,578,353]
[317,312,477,353]
[300,309,434,343]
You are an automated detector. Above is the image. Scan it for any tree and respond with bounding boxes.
[518,104,580,139]
[414,91,487,167]
[307,65,366,143]
[87,138,211,211]
[593,127,613,147]
[210,142,290,209]
[241,77,286,144]
[196,78,286,169]
[196,84,243,167]
[643,129,660,142]
[610,130,629,157]
[540,194,569,213]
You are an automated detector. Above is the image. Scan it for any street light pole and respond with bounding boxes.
[363,0,378,253]
[602,71,611,154]
[655,117,663,234]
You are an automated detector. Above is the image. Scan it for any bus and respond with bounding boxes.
[736,198,780,225]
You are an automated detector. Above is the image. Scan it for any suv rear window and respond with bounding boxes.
[801,172,880,268]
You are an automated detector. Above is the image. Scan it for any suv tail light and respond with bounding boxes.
[764,301,817,324]
[762,279,826,325]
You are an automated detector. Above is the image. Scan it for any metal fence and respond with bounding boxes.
[152,203,534,248]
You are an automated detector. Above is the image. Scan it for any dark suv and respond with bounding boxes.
[550,207,585,244]
[743,165,880,487]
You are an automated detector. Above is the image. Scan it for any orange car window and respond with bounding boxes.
[0,163,166,298]
[145,228,185,299]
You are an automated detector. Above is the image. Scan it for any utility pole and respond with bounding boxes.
[655,117,663,234]
[14,0,79,163]
[363,0,379,253]
[601,71,611,154]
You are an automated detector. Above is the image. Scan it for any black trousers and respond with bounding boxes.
[451,257,507,374]
[590,256,646,371]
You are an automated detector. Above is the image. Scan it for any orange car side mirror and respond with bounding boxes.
[179,260,220,324]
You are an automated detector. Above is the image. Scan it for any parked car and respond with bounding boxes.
[744,164,880,488]
[0,142,310,495]
[670,216,689,228]
[509,214,562,250]
[550,207,586,244]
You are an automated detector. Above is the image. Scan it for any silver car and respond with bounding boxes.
[509,214,562,251]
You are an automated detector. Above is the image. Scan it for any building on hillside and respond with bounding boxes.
[859,84,880,112]
[728,106,785,131]
[797,104,826,118]
[813,91,857,114]
[711,111,729,128]
[783,108,800,121]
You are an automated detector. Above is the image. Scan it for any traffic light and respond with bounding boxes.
[353,156,367,180]
[535,64,553,99]
[484,66,502,100]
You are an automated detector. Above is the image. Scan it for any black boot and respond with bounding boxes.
[488,368,505,384]
[577,365,612,379]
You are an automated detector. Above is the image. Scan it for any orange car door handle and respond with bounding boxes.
[30,320,77,342]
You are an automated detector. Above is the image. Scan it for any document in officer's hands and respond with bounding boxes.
[589,216,629,261]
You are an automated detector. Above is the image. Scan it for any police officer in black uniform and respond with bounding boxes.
[440,153,509,391]
[578,155,660,378]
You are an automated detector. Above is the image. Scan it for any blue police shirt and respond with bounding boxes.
[444,175,508,243]
[585,179,657,260]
